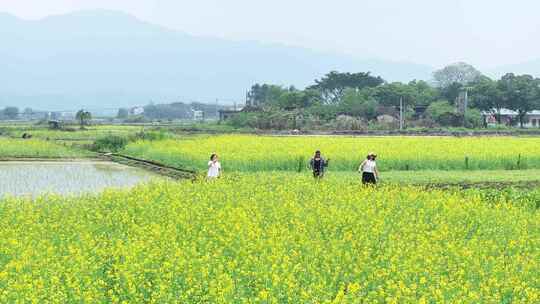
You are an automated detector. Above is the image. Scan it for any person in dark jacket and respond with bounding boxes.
[309,150,330,179]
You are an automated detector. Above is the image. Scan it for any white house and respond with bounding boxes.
[129,106,145,116]
[482,109,540,128]
[192,110,204,121]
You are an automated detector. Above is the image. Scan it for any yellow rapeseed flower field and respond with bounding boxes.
[123,135,540,172]
[0,174,538,303]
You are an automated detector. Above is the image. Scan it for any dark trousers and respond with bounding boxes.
[362,172,376,185]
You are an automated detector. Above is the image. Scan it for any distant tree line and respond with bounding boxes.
[115,102,230,121]
[0,106,20,120]
[0,107,34,119]
[0,101,230,122]
[236,62,540,129]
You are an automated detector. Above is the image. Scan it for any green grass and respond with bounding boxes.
[0,138,91,159]
[167,122,254,133]
[219,170,540,187]
[0,125,145,141]
[376,169,540,185]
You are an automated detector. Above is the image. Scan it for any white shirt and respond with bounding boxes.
[207,161,221,178]
[361,160,376,173]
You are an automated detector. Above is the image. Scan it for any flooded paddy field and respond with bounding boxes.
[0,161,159,197]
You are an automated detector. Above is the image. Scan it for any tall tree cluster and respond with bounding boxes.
[1,107,19,120]
[470,73,540,127]
[244,63,540,128]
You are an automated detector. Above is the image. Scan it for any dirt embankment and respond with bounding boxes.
[421,180,540,190]
[99,153,197,180]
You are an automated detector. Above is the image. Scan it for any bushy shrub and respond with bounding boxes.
[305,104,340,121]
[465,108,484,128]
[92,135,130,152]
[426,101,462,127]
[437,112,462,127]
[124,115,147,123]
[227,111,295,130]
[92,130,173,152]
[334,115,366,130]
[408,118,437,128]
[132,130,171,141]
[227,112,258,128]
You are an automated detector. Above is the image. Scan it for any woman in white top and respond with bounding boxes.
[359,152,379,185]
[207,153,221,179]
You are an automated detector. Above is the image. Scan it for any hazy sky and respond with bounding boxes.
[2,0,540,69]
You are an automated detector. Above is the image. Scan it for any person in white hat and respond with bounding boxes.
[359,152,379,185]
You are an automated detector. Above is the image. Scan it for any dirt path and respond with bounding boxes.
[421,180,540,190]
[99,153,197,180]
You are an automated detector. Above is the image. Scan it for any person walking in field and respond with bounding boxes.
[359,152,379,185]
[309,150,330,179]
[207,153,221,179]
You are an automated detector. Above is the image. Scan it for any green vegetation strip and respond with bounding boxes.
[377,169,540,185]
[0,125,144,141]
[218,170,540,189]
[0,138,92,159]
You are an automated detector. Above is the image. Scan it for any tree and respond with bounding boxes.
[308,71,384,105]
[433,62,483,89]
[469,77,504,123]
[440,82,464,104]
[21,108,34,121]
[278,89,320,110]
[498,73,540,128]
[465,108,484,128]
[117,108,129,119]
[246,84,287,107]
[2,107,19,120]
[143,103,192,120]
[75,109,92,129]
[374,82,417,107]
[425,100,461,126]
[341,88,378,120]
[407,80,439,106]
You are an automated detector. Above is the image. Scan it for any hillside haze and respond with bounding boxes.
[0,10,436,110]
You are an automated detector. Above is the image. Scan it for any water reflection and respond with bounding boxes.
[0,161,159,197]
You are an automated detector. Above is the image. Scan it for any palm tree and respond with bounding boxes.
[75,109,92,129]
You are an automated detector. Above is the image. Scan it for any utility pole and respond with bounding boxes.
[463,89,468,127]
[399,96,404,131]
[215,98,219,120]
